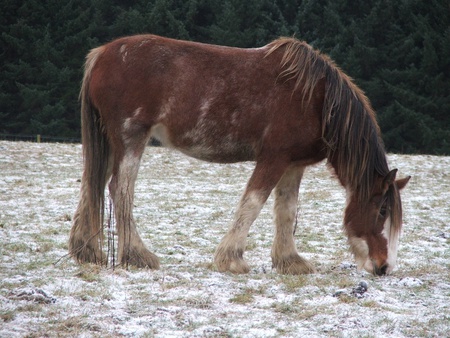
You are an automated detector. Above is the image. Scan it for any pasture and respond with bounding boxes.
[0,140,449,337]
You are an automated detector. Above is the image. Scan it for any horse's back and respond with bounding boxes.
[85,35,326,164]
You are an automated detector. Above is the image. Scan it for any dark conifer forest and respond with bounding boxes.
[1,0,449,154]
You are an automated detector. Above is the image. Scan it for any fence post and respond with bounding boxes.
[37,134,41,143]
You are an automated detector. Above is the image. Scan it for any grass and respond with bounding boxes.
[75,267,102,283]
[229,289,256,304]
[278,274,310,291]
[0,310,16,322]
[185,296,213,309]
[0,142,449,337]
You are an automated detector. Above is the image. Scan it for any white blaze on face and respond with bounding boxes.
[382,216,399,274]
[345,188,372,274]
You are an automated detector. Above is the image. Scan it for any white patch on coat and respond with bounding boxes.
[158,97,176,120]
[149,123,173,148]
[122,108,143,134]
[200,99,211,116]
[179,99,221,157]
[138,39,151,48]
[120,44,128,63]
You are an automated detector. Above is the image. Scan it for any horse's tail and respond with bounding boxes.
[81,46,111,233]
[70,46,110,264]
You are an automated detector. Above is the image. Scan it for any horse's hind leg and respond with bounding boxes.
[271,165,315,274]
[109,138,160,269]
[214,158,290,274]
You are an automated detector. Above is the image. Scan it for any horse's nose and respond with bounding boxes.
[374,263,388,276]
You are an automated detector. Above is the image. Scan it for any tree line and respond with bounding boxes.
[1,0,449,154]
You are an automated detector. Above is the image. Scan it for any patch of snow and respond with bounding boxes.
[0,142,449,337]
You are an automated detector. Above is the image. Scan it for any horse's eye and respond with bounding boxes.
[379,205,387,218]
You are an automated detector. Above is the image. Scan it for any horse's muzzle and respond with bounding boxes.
[373,263,389,276]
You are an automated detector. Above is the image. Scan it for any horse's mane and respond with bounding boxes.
[266,37,403,240]
[266,37,390,202]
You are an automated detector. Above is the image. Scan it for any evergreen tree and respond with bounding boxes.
[0,0,448,153]
[145,0,189,39]
[209,0,289,47]
[294,0,450,154]
[1,0,97,137]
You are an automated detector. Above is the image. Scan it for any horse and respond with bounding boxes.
[69,34,410,276]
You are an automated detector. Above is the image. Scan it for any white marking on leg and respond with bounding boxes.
[348,236,370,272]
[233,191,265,232]
[112,151,141,258]
[215,190,265,273]
[117,151,141,196]
[221,191,265,251]
[272,166,304,258]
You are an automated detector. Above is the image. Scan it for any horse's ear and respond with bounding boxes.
[395,175,411,190]
[382,169,398,194]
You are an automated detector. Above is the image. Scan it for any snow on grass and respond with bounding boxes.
[0,141,449,337]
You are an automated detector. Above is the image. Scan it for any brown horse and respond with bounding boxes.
[69,35,410,276]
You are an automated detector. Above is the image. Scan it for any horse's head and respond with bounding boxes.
[345,169,410,276]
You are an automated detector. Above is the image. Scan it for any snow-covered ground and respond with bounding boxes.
[0,141,448,337]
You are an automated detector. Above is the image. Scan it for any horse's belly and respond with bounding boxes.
[149,122,256,163]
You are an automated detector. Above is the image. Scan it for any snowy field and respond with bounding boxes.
[0,140,449,337]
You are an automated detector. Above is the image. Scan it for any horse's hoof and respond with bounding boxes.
[272,254,316,275]
[214,250,250,274]
[216,259,250,274]
[121,247,160,269]
[69,238,106,265]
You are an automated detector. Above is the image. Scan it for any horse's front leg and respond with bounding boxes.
[271,165,315,274]
[109,147,160,269]
[214,158,290,274]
